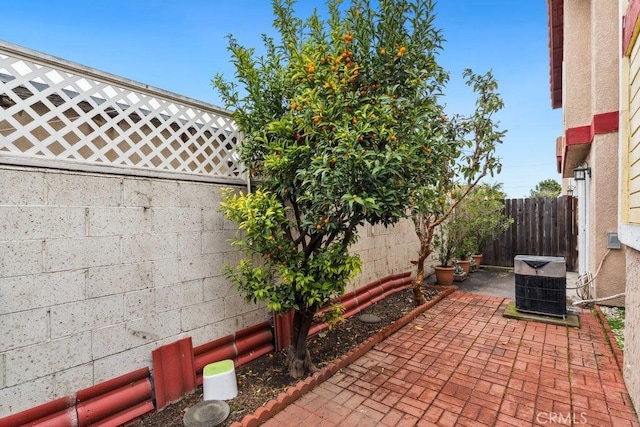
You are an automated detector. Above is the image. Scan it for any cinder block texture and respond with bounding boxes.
[87,263,154,298]
[46,174,122,207]
[0,309,48,352]
[88,207,152,236]
[45,236,121,271]
[0,166,419,416]
[5,332,92,386]
[0,271,85,315]
[0,240,42,277]
[0,206,85,240]
[0,168,46,205]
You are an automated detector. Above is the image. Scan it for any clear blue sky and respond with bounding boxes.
[1,1,561,198]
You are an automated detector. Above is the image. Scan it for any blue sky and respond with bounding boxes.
[1,1,561,198]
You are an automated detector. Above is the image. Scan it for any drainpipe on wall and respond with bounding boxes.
[576,174,590,278]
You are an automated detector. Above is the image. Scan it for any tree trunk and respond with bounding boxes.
[412,246,428,306]
[286,308,318,379]
[412,224,435,306]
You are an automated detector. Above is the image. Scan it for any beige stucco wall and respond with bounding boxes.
[588,136,626,305]
[624,247,640,412]
[0,165,421,417]
[563,0,619,120]
[562,0,626,305]
[563,0,593,127]
[620,0,640,413]
[591,0,621,114]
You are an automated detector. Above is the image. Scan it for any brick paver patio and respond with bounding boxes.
[263,291,638,426]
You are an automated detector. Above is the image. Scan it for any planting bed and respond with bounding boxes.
[127,286,440,426]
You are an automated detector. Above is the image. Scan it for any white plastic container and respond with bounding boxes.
[203,359,238,401]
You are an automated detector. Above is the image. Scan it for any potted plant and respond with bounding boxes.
[445,202,473,274]
[432,225,456,286]
[454,248,472,275]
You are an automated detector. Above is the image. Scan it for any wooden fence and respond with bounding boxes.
[480,196,578,271]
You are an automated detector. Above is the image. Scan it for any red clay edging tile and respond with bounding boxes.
[594,306,625,374]
[231,285,455,427]
[0,395,77,427]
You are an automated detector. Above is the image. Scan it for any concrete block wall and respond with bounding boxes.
[349,221,425,292]
[0,165,421,417]
[0,166,261,416]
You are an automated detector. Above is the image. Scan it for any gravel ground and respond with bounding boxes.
[600,305,625,351]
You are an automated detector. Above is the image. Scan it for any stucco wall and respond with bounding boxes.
[563,0,592,127]
[624,248,640,411]
[562,0,625,305]
[591,0,620,114]
[0,165,421,416]
[588,135,626,305]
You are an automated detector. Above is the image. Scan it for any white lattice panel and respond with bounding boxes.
[0,42,242,182]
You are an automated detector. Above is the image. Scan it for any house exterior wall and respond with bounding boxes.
[0,165,421,416]
[589,134,626,306]
[623,249,640,412]
[563,0,593,128]
[561,0,626,303]
[620,0,640,411]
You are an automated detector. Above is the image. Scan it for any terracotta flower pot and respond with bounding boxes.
[434,265,455,286]
[456,259,471,274]
[471,254,483,271]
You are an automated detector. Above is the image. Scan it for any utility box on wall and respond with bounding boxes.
[514,255,567,317]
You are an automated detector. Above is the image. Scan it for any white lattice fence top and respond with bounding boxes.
[0,41,243,183]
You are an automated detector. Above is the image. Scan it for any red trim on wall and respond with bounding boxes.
[193,321,274,385]
[562,111,619,175]
[623,0,640,56]
[548,0,564,108]
[76,367,153,427]
[565,111,619,145]
[308,272,412,337]
[565,125,592,145]
[592,111,619,134]
[0,395,77,427]
[0,271,414,426]
[273,311,294,352]
[152,337,196,410]
[234,322,274,366]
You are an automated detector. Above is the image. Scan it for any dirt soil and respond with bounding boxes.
[126,286,439,427]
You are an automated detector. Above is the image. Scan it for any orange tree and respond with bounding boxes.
[214,0,502,377]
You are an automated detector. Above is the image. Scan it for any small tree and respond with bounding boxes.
[409,70,506,305]
[449,183,513,257]
[215,0,449,378]
[530,179,561,198]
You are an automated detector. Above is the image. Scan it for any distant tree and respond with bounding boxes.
[530,179,561,198]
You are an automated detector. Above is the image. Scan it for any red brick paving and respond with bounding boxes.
[261,291,638,426]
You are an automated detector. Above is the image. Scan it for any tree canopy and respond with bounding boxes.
[530,179,562,198]
[214,0,505,376]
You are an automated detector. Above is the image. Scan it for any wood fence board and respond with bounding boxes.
[480,196,577,271]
